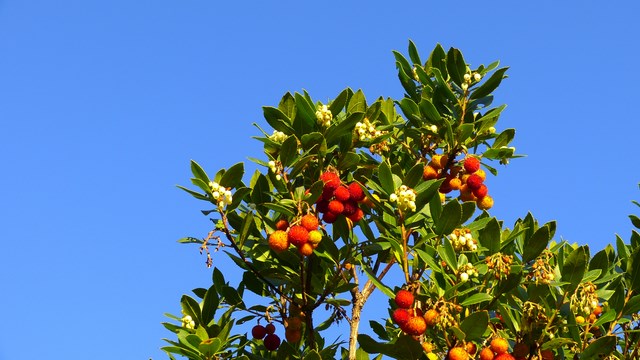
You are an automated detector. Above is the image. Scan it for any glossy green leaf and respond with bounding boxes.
[470,67,509,100]
[263,106,294,134]
[278,136,298,168]
[438,238,457,270]
[562,245,588,293]
[277,92,296,119]
[436,200,462,235]
[378,162,394,195]
[523,221,555,263]
[219,162,244,189]
[460,293,493,306]
[446,47,466,86]
[580,335,616,359]
[403,163,424,189]
[347,89,367,114]
[201,285,219,325]
[459,310,489,340]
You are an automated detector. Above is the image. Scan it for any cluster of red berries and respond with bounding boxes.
[390,290,439,337]
[251,323,281,351]
[315,171,366,223]
[423,155,494,210]
[268,214,323,256]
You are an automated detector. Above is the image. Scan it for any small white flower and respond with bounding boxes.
[463,73,471,82]
[461,83,469,91]
[474,73,482,81]
[460,272,469,282]
[275,174,282,181]
[389,193,398,202]
[429,125,438,132]
[212,191,220,199]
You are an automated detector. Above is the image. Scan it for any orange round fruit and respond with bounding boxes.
[268,230,289,252]
[300,214,319,231]
[466,342,477,355]
[285,328,302,343]
[405,315,427,336]
[479,347,495,360]
[448,346,469,360]
[593,305,603,316]
[490,337,509,355]
[423,165,438,180]
[494,354,515,360]
[423,309,439,326]
[449,177,462,190]
[298,242,314,256]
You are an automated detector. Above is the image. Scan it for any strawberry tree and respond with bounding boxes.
[161,42,640,360]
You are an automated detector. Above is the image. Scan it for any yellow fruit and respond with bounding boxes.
[576,315,585,324]
[423,309,439,326]
[308,230,323,245]
[476,168,487,181]
[422,342,434,353]
[449,178,462,190]
[439,192,446,203]
[477,195,494,210]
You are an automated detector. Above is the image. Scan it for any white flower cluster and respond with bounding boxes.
[449,229,478,252]
[389,185,417,212]
[315,104,332,127]
[270,130,287,143]
[181,315,195,329]
[461,72,482,91]
[267,160,283,181]
[354,118,384,141]
[457,263,479,283]
[208,181,233,208]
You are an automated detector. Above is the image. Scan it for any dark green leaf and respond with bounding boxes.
[378,162,394,195]
[325,112,364,147]
[191,160,210,184]
[426,44,447,76]
[293,92,316,136]
[436,200,462,235]
[523,221,555,263]
[221,286,244,308]
[562,245,588,293]
[347,89,367,114]
[446,47,466,86]
[403,163,424,189]
[202,285,219,325]
[279,136,298,168]
[459,310,489,340]
[631,215,640,229]
[460,293,493,306]
[329,88,349,116]
[219,162,244,189]
[580,335,616,359]
[408,40,421,65]
[628,247,640,292]
[418,98,441,124]
[470,67,509,100]
[277,92,296,120]
[438,238,457,270]
[492,128,515,148]
[263,106,294,134]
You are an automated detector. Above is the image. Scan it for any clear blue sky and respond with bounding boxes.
[1,1,639,359]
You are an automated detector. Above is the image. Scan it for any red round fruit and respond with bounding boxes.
[322,211,338,223]
[473,184,488,199]
[342,200,358,216]
[328,200,345,214]
[316,199,329,213]
[392,308,411,326]
[252,324,267,339]
[288,225,309,247]
[466,174,483,190]
[348,182,366,201]
[464,156,481,174]
[322,186,335,200]
[300,214,319,231]
[320,171,341,190]
[264,333,281,351]
[394,289,414,309]
[494,354,515,360]
[347,208,364,222]
[265,323,276,334]
[275,219,289,231]
[334,186,351,202]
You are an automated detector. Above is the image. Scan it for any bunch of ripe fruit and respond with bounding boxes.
[390,290,439,337]
[423,155,494,210]
[251,322,281,351]
[315,171,366,223]
[268,214,323,256]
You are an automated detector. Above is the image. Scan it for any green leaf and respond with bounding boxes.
[436,200,462,235]
[325,112,364,147]
[627,247,640,292]
[378,162,395,195]
[562,245,588,293]
[403,163,424,189]
[221,286,244,308]
[362,266,394,298]
[198,338,222,356]
[580,335,616,359]
[293,92,316,136]
[398,98,422,127]
[191,160,210,184]
[329,88,349,116]
[460,293,493,306]
[459,310,489,340]
[418,98,441,124]
[219,162,244,189]
[408,40,421,65]
[523,221,555,263]
[492,128,515,148]
[300,132,326,154]
[177,185,208,201]
[262,106,294,134]
[238,212,254,248]
[201,285,219,326]
[347,89,367,114]
[181,295,203,325]
[470,67,509,100]
[446,47,466,86]
[426,44,447,76]
[593,309,616,327]
[630,215,640,229]
[278,92,296,119]
[438,238,458,270]
[279,136,298,168]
